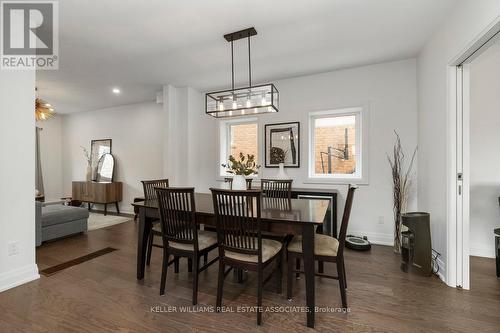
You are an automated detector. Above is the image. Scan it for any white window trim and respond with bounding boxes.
[218,117,259,179]
[306,106,369,185]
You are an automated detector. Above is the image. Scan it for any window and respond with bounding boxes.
[309,107,365,182]
[219,119,259,176]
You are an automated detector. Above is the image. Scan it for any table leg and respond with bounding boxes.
[137,207,151,279]
[302,225,315,328]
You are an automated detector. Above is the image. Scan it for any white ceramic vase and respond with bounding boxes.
[232,175,247,190]
[275,163,290,179]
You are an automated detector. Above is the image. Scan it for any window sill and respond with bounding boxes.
[304,177,368,186]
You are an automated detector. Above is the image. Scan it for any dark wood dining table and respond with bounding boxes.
[132,192,330,328]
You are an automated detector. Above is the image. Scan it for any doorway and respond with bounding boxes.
[450,22,500,290]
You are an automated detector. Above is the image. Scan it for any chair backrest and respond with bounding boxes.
[262,197,291,211]
[155,187,198,250]
[224,177,253,190]
[210,188,262,261]
[261,179,292,199]
[337,185,357,257]
[141,179,169,200]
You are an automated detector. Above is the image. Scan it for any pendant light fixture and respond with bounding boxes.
[206,27,279,118]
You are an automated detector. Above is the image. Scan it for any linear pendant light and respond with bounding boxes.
[205,27,279,118]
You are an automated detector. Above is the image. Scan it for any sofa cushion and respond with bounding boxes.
[41,205,89,227]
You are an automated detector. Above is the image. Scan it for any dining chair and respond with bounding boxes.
[141,179,169,265]
[224,177,253,189]
[286,185,357,308]
[156,187,219,305]
[261,179,292,199]
[210,188,283,325]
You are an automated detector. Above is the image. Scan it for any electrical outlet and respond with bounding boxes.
[7,241,20,256]
[378,216,385,224]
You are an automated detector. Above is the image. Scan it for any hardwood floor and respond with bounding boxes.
[1,220,499,332]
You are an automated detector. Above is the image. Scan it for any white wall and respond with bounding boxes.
[469,41,500,258]
[190,59,419,245]
[37,117,63,201]
[61,102,164,214]
[0,70,39,292]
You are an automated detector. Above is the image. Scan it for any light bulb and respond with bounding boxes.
[246,98,251,108]
[241,109,246,115]
[254,108,258,114]
[232,101,237,109]
[41,113,46,120]
[45,103,51,107]
[218,101,224,111]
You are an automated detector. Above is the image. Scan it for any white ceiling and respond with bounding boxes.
[36,0,457,114]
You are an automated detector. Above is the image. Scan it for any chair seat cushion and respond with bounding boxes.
[168,230,217,252]
[41,205,89,227]
[225,238,282,263]
[287,233,339,257]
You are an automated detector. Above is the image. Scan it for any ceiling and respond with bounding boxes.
[36,0,457,114]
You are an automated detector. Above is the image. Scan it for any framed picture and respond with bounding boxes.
[265,122,300,168]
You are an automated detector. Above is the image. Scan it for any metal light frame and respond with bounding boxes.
[205,27,279,118]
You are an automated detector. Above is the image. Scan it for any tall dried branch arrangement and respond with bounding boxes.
[387,131,417,253]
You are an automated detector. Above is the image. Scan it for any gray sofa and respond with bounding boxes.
[35,201,89,246]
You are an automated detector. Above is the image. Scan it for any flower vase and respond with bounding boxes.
[232,175,247,190]
[86,165,92,182]
[275,163,289,179]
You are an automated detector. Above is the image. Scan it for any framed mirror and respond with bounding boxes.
[91,139,112,180]
[96,153,115,182]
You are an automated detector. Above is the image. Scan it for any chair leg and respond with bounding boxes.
[203,253,208,265]
[343,260,347,290]
[188,258,193,273]
[295,257,301,279]
[276,252,282,294]
[160,247,169,295]
[287,254,294,300]
[192,255,199,305]
[216,261,225,311]
[257,266,263,325]
[146,233,153,266]
[174,256,180,273]
[337,259,347,308]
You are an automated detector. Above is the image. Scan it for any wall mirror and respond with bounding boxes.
[91,139,112,180]
[96,153,115,182]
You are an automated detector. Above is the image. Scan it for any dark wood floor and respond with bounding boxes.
[1,220,499,333]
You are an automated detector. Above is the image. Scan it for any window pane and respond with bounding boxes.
[314,115,356,175]
[229,123,258,163]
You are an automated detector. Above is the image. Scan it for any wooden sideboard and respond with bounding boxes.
[72,181,123,215]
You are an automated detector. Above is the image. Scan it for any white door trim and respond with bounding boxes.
[447,17,500,289]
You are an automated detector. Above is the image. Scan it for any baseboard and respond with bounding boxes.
[347,230,393,246]
[470,245,495,258]
[0,264,40,293]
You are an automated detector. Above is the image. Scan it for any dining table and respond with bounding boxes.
[132,192,331,328]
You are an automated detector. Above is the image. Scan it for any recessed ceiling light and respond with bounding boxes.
[112,88,121,94]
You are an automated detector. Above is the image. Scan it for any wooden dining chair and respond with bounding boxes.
[261,179,292,199]
[156,187,219,305]
[286,185,357,308]
[210,188,283,325]
[224,177,253,189]
[141,179,169,265]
